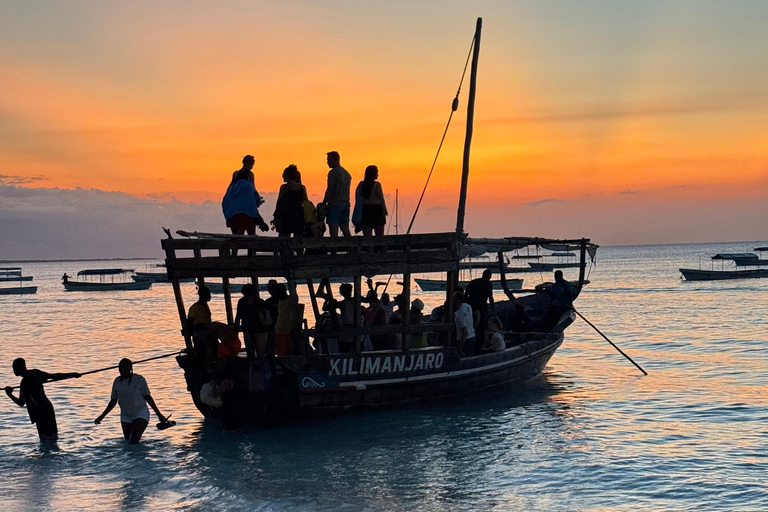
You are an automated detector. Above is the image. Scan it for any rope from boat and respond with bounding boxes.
[406,32,476,235]
[5,350,184,390]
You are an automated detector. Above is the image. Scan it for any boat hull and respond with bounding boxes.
[528,262,581,270]
[132,272,194,283]
[679,268,768,281]
[415,278,523,292]
[63,280,152,291]
[177,332,562,424]
[0,286,37,295]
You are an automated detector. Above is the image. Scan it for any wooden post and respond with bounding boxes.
[194,248,205,288]
[402,272,411,351]
[222,277,234,325]
[455,17,482,235]
[354,275,362,353]
[575,238,588,298]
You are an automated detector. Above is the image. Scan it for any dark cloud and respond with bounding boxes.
[0,174,46,185]
[525,198,563,207]
[0,186,230,260]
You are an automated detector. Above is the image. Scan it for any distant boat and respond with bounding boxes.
[132,264,194,283]
[528,252,580,270]
[680,252,768,281]
[63,269,152,291]
[415,277,523,292]
[0,267,37,295]
[200,276,358,294]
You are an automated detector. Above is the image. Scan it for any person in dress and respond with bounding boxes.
[94,358,167,444]
[222,155,269,235]
[354,165,388,236]
[272,164,308,238]
[322,151,352,237]
[5,358,80,442]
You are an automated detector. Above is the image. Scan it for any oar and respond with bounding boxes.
[573,308,648,375]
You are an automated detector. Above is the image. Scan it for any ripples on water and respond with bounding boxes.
[1,242,767,511]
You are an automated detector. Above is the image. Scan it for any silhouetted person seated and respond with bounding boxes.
[479,316,506,353]
[541,270,575,332]
[5,358,80,441]
[94,358,168,444]
[188,286,215,364]
[510,301,531,333]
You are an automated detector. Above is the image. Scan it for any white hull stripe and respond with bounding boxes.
[307,340,562,392]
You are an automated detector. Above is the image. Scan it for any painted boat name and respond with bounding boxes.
[329,352,444,377]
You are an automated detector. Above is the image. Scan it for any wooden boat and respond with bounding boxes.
[680,252,768,281]
[0,268,37,295]
[160,19,598,426]
[132,264,195,283]
[415,277,523,291]
[63,269,152,291]
[528,252,580,270]
[679,268,768,281]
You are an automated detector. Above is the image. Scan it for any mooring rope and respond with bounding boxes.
[5,349,184,390]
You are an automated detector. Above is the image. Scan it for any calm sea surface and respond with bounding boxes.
[1,241,767,511]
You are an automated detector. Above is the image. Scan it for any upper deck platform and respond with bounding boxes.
[162,231,463,281]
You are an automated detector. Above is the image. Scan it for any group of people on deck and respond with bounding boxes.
[221,151,388,240]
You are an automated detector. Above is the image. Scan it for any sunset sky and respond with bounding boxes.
[2,1,768,258]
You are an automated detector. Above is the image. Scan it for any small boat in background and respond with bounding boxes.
[528,252,581,270]
[680,252,768,281]
[0,267,37,295]
[132,264,194,283]
[63,269,152,291]
[415,277,523,292]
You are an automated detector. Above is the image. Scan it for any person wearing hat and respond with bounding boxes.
[94,358,168,444]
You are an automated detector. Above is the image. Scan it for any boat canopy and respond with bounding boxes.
[754,247,768,252]
[711,253,758,261]
[0,268,23,275]
[462,237,598,263]
[77,268,135,276]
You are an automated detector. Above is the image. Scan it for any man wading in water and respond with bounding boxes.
[5,358,80,441]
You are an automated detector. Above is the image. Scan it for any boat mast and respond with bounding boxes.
[455,17,482,234]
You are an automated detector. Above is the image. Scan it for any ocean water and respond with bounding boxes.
[1,241,767,511]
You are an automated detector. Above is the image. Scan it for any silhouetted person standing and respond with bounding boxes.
[322,151,352,237]
[5,358,80,441]
[94,358,167,444]
[223,154,269,235]
[464,268,495,347]
[355,165,388,236]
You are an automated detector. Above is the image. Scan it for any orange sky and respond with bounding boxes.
[2,1,768,245]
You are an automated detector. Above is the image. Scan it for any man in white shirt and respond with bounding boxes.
[94,359,167,444]
[453,291,476,357]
